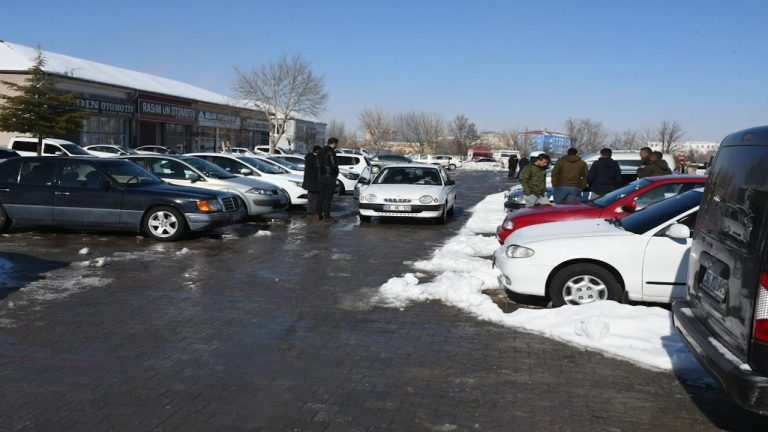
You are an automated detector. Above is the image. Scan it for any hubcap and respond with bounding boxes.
[148,211,179,238]
[562,275,607,305]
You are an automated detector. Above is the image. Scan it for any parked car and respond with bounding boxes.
[254,145,288,155]
[495,188,703,306]
[0,157,244,240]
[370,154,412,174]
[187,153,307,206]
[409,154,463,170]
[465,157,502,169]
[357,164,456,223]
[272,154,306,170]
[338,148,371,157]
[673,126,768,414]
[8,137,93,157]
[0,148,19,161]
[497,175,707,243]
[135,145,181,155]
[83,145,138,157]
[336,153,370,175]
[231,147,261,156]
[121,155,289,217]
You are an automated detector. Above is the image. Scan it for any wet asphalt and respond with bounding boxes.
[0,169,767,431]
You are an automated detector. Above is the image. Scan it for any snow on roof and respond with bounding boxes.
[0,41,231,106]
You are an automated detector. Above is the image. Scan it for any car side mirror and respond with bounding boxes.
[358,176,370,185]
[665,223,691,239]
[101,180,113,191]
[239,168,253,176]
[615,200,637,214]
[186,173,201,183]
[445,179,455,186]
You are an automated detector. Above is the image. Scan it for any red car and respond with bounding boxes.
[496,175,707,244]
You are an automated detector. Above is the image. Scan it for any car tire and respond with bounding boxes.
[337,180,345,195]
[143,206,187,241]
[549,263,622,307]
[371,165,380,175]
[449,164,457,170]
[0,204,10,233]
[359,213,371,223]
[435,203,448,225]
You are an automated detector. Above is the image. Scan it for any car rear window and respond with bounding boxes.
[697,145,768,253]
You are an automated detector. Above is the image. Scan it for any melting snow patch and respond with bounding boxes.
[176,247,191,256]
[373,191,700,372]
[253,230,272,237]
[78,247,90,255]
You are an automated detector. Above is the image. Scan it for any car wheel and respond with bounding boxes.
[0,204,10,233]
[449,163,457,170]
[359,213,371,223]
[337,180,345,195]
[435,203,448,225]
[143,206,186,241]
[549,263,621,307]
[371,165,380,175]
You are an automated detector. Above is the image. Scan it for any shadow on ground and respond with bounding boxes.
[0,252,69,300]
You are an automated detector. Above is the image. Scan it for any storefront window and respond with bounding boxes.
[195,126,217,153]
[81,116,128,146]
[164,123,191,153]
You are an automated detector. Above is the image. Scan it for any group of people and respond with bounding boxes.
[303,137,340,221]
[515,146,674,208]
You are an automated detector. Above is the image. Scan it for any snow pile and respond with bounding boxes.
[461,162,506,172]
[374,191,700,371]
[78,247,91,255]
[253,231,272,237]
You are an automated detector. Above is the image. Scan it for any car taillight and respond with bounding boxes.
[754,272,768,344]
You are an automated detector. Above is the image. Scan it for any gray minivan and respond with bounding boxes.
[672,125,768,414]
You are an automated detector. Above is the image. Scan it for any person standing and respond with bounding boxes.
[516,154,529,179]
[519,153,551,207]
[507,154,519,178]
[303,145,322,221]
[551,148,588,204]
[587,148,622,198]
[318,137,339,220]
[636,146,653,178]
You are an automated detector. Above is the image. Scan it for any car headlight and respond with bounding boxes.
[289,180,303,187]
[245,187,274,195]
[342,172,359,180]
[505,245,534,258]
[196,199,222,212]
[501,219,514,230]
[419,195,434,204]
[364,194,377,202]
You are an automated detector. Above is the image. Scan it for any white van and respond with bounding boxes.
[8,137,92,157]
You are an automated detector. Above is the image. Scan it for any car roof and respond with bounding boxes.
[379,163,440,169]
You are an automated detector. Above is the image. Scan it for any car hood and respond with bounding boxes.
[363,184,444,198]
[223,175,279,191]
[135,182,229,199]
[509,202,594,217]
[505,218,632,245]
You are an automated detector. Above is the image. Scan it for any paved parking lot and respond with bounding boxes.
[1,170,767,431]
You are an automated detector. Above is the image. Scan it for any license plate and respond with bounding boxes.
[383,204,411,211]
[701,269,728,302]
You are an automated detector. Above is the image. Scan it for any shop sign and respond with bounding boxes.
[242,119,271,132]
[76,97,136,118]
[138,99,197,124]
[197,110,241,129]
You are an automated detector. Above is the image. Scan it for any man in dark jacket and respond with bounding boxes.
[587,148,622,198]
[636,146,653,178]
[551,148,588,204]
[303,145,322,220]
[643,151,673,177]
[516,155,529,179]
[507,154,519,178]
[318,137,339,220]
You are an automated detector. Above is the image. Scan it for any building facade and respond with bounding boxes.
[516,130,571,156]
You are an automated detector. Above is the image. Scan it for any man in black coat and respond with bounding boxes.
[507,154,519,178]
[317,137,339,220]
[516,154,529,179]
[587,148,622,198]
[303,145,322,221]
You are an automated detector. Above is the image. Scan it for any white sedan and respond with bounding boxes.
[357,164,456,223]
[83,144,138,157]
[493,189,703,306]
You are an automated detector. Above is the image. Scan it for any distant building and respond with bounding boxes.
[516,130,571,156]
[649,141,720,156]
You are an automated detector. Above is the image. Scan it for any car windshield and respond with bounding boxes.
[101,159,162,187]
[279,157,306,169]
[182,157,236,179]
[374,167,443,185]
[60,144,92,155]
[618,189,703,234]
[240,157,285,174]
[269,156,301,171]
[589,178,653,208]
[116,146,137,155]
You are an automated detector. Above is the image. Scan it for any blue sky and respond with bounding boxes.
[3,0,767,140]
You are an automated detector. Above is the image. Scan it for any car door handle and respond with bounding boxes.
[54,191,71,196]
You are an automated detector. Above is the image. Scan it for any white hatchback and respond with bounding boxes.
[493,189,703,306]
[83,145,138,157]
[357,164,456,223]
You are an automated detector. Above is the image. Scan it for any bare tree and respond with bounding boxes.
[608,129,645,150]
[394,111,445,154]
[327,119,348,147]
[449,114,479,156]
[563,117,609,152]
[357,107,394,151]
[654,120,685,154]
[233,54,328,153]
